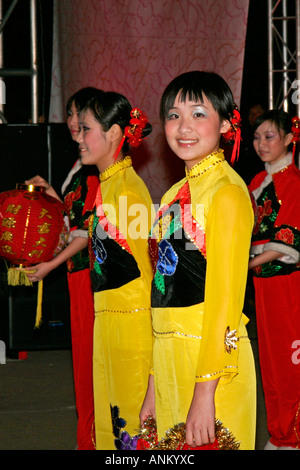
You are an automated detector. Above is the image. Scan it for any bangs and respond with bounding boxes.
[160,71,234,122]
[160,80,205,121]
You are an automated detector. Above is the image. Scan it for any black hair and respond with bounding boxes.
[160,71,235,123]
[253,109,292,135]
[66,87,100,114]
[81,90,152,153]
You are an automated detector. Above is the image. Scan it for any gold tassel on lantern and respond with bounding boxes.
[7,266,44,329]
[23,268,43,329]
[7,265,33,287]
[35,280,43,329]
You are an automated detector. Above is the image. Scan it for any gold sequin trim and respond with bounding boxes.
[95,307,150,315]
[186,149,224,179]
[187,159,224,179]
[91,421,96,450]
[196,365,237,380]
[294,400,300,448]
[274,165,290,175]
[99,155,132,182]
[153,328,247,343]
[153,328,202,339]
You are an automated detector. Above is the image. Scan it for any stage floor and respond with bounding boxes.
[0,334,269,451]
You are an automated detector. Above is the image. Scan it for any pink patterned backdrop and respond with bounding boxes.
[49,0,249,203]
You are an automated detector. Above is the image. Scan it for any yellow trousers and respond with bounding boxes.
[152,306,257,450]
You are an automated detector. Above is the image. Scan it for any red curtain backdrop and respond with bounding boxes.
[49,0,249,202]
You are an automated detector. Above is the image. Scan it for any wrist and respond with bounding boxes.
[194,379,219,399]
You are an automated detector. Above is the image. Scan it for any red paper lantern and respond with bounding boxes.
[0,184,69,286]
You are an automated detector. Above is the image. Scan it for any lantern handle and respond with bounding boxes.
[16,183,46,193]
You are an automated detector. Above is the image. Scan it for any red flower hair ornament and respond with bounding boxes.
[222,106,242,165]
[291,116,300,159]
[113,108,149,160]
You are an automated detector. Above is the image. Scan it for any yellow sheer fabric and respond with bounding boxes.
[93,157,154,450]
[152,150,256,449]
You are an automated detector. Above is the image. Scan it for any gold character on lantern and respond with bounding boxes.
[39,208,53,219]
[0,231,13,242]
[37,222,52,234]
[28,248,44,258]
[1,245,16,255]
[34,237,47,248]
[6,204,22,215]
[1,217,16,229]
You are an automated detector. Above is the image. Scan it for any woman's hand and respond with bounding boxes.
[139,374,156,426]
[185,379,218,447]
[25,237,88,283]
[25,262,54,282]
[249,249,284,270]
[25,175,62,202]
[25,175,49,189]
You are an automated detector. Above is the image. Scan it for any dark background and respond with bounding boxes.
[1,0,54,123]
[0,1,68,357]
[0,0,269,124]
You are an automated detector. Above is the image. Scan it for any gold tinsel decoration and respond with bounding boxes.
[137,417,240,450]
[7,267,33,286]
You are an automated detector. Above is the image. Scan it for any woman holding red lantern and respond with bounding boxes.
[248,109,300,450]
[76,90,154,450]
[26,87,99,450]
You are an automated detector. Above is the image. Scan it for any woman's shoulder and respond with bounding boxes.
[248,170,267,192]
[160,176,187,205]
[119,166,153,205]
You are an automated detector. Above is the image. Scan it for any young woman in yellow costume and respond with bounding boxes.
[140,71,257,450]
[76,90,154,450]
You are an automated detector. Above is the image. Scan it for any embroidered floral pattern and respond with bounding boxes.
[252,180,300,278]
[157,239,178,276]
[154,239,179,295]
[275,227,295,245]
[64,184,82,214]
[110,405,138,450]
[253,265,262,276]
[92,232,107,265]
[67,258,75,271]
[151,182,206,297]
[253,198,273,235]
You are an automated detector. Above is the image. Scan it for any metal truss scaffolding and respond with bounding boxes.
[268,0,300,115]
[0,0,38,123]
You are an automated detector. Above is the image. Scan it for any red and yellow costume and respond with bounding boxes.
[249,153,300,448]
[62,159,99,450]
[149,149,256,450]
[89,156,153,450]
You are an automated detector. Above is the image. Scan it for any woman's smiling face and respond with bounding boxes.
[253,120,293,165]
[67,101,80,141]
[76,109,113,171]
[164,93,230,169]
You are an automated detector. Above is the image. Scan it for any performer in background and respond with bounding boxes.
[249,109,300,450]
[26,87,100,450]
[76,90,154,450]
[140,71,256,450]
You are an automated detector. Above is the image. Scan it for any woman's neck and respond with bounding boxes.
[97,153,124,173]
